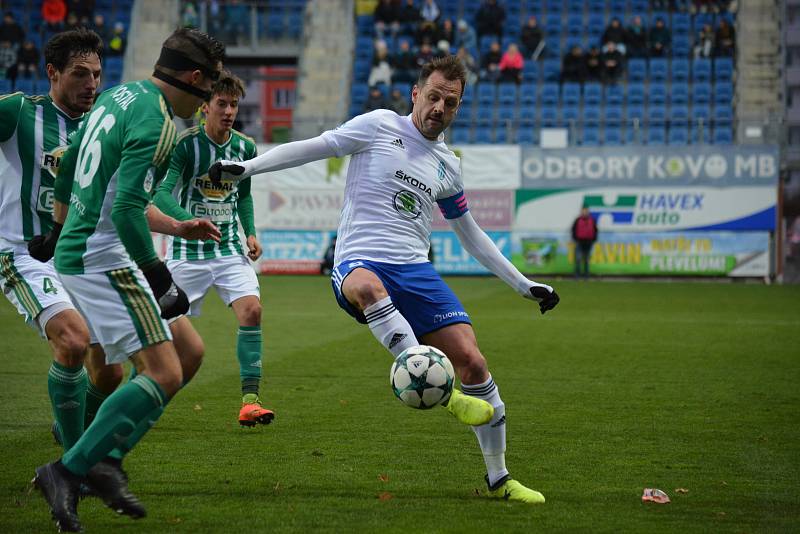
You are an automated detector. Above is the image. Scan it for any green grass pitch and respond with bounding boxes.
[1,276,799,533]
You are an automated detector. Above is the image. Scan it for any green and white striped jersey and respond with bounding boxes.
[156,125,257,261]
[55,80,178,275]
[0,92,83,253]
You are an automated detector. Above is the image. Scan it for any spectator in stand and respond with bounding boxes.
[601,41,624,83]
[181,1,199,28]
[602,17,627,50]
[584,45,603,81]
[435,39,450,58]
[223,0,248,45]
[454,19,476,51]
[42,0,68,33]
[480,40,502,82]
[420,0,440,24]
[107,21,126,56]
[714,19,735,57]
[415,41,436,67]
[694,23,714,58]
[369,40,393,87]
[571,206,598,280]
[561,45,586,84]
[475,0,505,41]
[649,17,671,57]
[399,0,422,36]
[625,16,648,58]
[364,85,388,112]
[64,12,82,31]
[374,0,400,40]
[416,20,438,46]
[67,0,94,21]
[92,13,110,44]
[520,15,543,60]
[0,39,17,79]
[499,42,523,84]
[387,87,409,115]
[0,12,25,48]
[15,40,39,78]
[391,39,418,83]
[456,45,479,85]
[439,19,455,47]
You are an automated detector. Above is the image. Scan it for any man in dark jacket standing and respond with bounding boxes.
[571,206,598,279]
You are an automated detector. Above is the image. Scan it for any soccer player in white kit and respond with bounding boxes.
[210,56,560,503]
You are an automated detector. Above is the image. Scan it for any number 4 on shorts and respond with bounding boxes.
[43,277,58,294]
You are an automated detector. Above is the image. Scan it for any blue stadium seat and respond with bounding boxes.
[646,126,666,145]
[692,103,711,123]
[516,127,538,145]
[519,104,537,125]
[474,126,493,144]
[494,128,509,144]
[604,125,623,145]
[714,81,733,105]
[477,83,496,105]
[650,11,669,27]
[476,107,494,125]
[627,83,645,105]
[609,0,626,16]
[583,105,602,125]
[543,59,561,82]
[561,105,580,125]
[589,0,607,13]
[522,61,540,83]
[693,124,711,144]
[672,35,691,57]
[353,59,370,82]
[713,105,733,123]
[540,107,558,127]
[588,13,606,39]
[605,105,624,124]
[567,13,583,35]
[670,82,689,105]
[694,13,715,33]
[498,83,517,105]
[451,128,470,144]
[540,83,559,106]
[584,83,602,106]
[692,82,712,105]
[627,104,646,123]
[606,84,624,106]
[580,127,601,146]
[648,105,667,125]
[0,79,11,93]
[287,12,304,38]
[479,35,496,54]
[693,58,712,82]
[672,104,690,122]
[712,126,733,144]
[562,83,581,106]
[567,0,584,13]
[649,83,667,105]
[649,58,668,82]
[714,58,734,81]
[267,13,284,36]
[544,14,562,37]
[497,106,516,124]
[672,59,690,82]
[668,124,690,145]
[545,0,563,12]
[628,59,647,82]
[673,13,691,34]
[461,84,475,107]
[519,83,537,105]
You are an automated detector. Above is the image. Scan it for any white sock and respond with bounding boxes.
[364,296,419,357]
[462,375,508,487]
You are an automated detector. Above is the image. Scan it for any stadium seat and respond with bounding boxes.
[589,0,606,13]
[714,81,734,105]
[692,123,711,143]
[712,126,733,144]
[567,0,584,13]
[649,58,668,82]
[519,83,537,105]
[694,13,715,33]
[567,13,583,35]
[475,107,494,125]
[519,104,537,125]
[353,59,370,82]
[646,126,666,145]
[648,105,667,125]
[649,83,668,105]
[673,13,691,34]
[693,58,712,82]
[627,83,645,105]
[588,13,605,39]
[561,105,580,126]
[628,59,647,82]
[14,78,35,94]
[606,84,624,106]
[540,83,559,106]
[668,124,690,145]
[580,127,601,146]
[451,128,470,144]
[522,61,540,82]
[713,105,733,124]
[715,57,734,82]
[627,104,646,123]
[584,83,602,106]
[540,107,558,127]
[670,82,690,105]
[477,83,496,105]
[516,127,538,145]
[583,105,602,125]
[605,105,624,125]
[672,35,692,57]
[562,83,581,106]
[692,82,712,105]
[0,79,11,93]
[498,83,517,106]
[474,126,493,144]
[497,105,516,124]
[604,125,623,146]
[692,103,712,123]
[672,58,690,82]
[671,104,690,121]
[609,0,626,15]
[494,127,509,144]
[479,35,496,55]
[543,59,561,82]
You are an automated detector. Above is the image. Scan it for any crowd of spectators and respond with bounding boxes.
[0,2,127,82]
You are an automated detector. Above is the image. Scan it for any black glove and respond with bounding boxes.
[143,262,189,319]
[530,286,560,315]
[208,161,245,186]
[27,222,63,262]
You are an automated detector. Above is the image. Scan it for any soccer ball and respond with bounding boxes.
[390,345,455,409]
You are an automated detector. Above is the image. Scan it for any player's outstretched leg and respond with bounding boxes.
[443,389,494,426]
[32,461,84,532]
[485,474,546,504]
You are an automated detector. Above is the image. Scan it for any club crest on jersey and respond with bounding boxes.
[143,167,155,193]
[194,174,236,200]
[393,190,423,219]
[40,145,68,178]
[437,159,447,181]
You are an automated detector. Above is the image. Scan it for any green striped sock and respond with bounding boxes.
[237,326,262,397]
[48,362,87,451]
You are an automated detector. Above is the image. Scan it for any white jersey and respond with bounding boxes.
[321,110,465,266]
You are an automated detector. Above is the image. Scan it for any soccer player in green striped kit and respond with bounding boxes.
[154,71,273,427]
[30,28,224,532]
[0,29,127,470]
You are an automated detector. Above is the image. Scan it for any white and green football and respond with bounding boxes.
[390,345,455,409]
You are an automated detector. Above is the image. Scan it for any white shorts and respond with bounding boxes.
[59,266,172,364]
[0,250,76,336]
[167,255,260,317]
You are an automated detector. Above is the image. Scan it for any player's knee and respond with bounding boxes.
[151,366,184,397]
[349,281,388,309]
[241,302,261,325]
[456,350,488,384]
[89,363,124,393]
[54,330,90,367]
